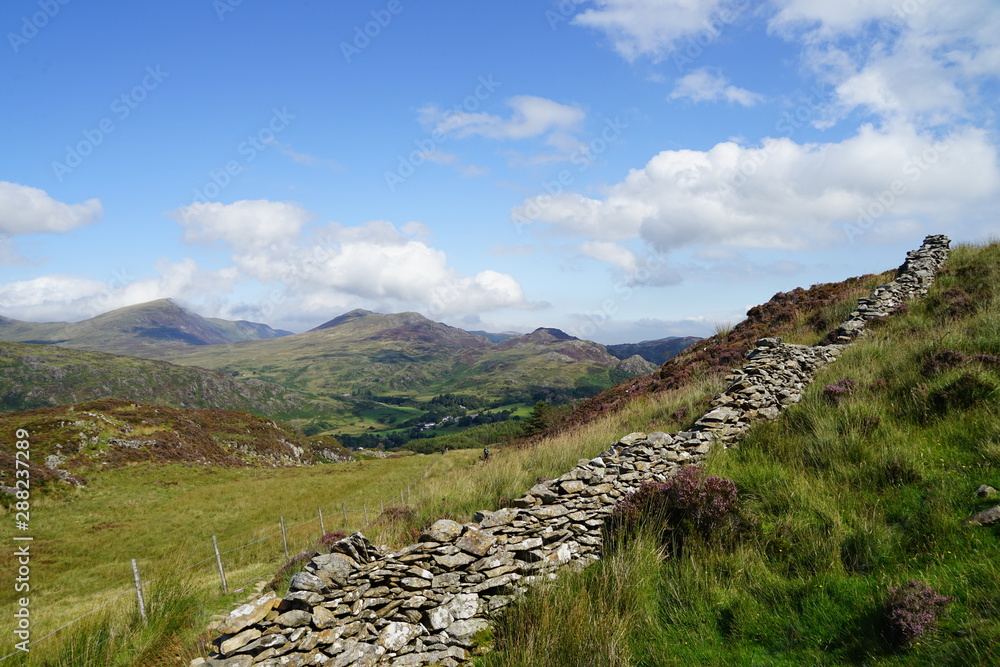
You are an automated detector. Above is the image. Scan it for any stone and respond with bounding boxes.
[966,505,1000,526]
[312,605,338,629]
[204,656,253,667]
[288,572,327,593]
[218,628,261,655]
[420,519,465,543]
[446,618,491,643]
[378,621,422,652]
[455,527,495,557]
[445,593,481,620]
[560,480,587,494]
[975,484,997,498]
[217,592,278,634]
[275,610,312,627]
[434,553,476,570]
[310,553,355,585]
[400,577,431,590]
[528,483,558,503]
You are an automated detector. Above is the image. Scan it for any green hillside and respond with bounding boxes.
[477,241,1000,666]
[156,312,656,403]
[0,340,342,422]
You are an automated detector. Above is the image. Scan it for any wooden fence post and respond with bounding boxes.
[363,504,369,526]
[318,507,326,537]
[341,503,348,527]
[279,516,289,561]
[131,558,147,624]
[212,535,228,594]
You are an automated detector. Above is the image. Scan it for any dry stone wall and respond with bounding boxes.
[198,235,951,667]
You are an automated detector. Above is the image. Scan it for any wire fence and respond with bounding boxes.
[0,483,418,662]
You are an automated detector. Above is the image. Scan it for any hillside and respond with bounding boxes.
[0,398,353,494]
[156,312,656,402]
[551,269,898,435]
[0,340,340,421]
[0,298,291,357]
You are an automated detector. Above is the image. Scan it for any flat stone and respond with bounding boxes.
[528,483,558,503]
[217,592,278,635]
[420,519,465,543]
[275,610,312,628]
[377,621,422,652]
[218,628,260,656]
[560,480,587,494]
[204,656,253,667]
[618,432,647,446]
[446,618,491,643]
[966,505,1000,526]
[433,551,476,568]
[400,577,431,590]
[312,605,338,629]
[455,527,495,557]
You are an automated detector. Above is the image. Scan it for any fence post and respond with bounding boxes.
[131,558,147,624]
[400,490,404,505]
[363,504,369,526]
[279,516,289,562]
[342,503,348,527]
[212,535,228,594]
[318,507,326,537]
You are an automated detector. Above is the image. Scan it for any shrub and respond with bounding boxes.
[928,371,997,414]
[317,531,349,552]
[921,349,967,376]
[265,551,315,593]
[882,579,953,649]
[823,376,857,403]
[608,466,748,557]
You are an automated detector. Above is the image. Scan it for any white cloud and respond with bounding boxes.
[580,240,638,273]
[0,182,102,236]
[769,0,1000,127]
[171,200,313,250]
[572,0,735,61]
[0,260,237,322]
[171,201,535,320]
[420,95,587,162]
[669,68,762,106]
[426,95,585,141]
[516,123,1000,250]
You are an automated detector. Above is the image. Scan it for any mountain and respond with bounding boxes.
[0,340,339,421]
[606,336,702,365]
[0,299,291,357]
[157,315,656,402]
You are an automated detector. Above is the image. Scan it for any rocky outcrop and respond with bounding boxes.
[201,236,950,667]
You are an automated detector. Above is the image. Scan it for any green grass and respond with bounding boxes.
[0,450,479,663]
[476,241,1000,666]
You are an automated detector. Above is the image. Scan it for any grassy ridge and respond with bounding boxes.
[478,242,1000,666]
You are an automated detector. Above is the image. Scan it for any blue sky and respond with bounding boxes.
[1,0,998,343]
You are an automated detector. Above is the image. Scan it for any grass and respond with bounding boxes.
[0,450,479,663]
[475,241,1000,666]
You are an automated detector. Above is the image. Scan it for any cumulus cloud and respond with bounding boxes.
[171,200,313,250]
[669,68,762,106]
[572,0,735,61]
[168,201,535,320]
[515,123,1000,251]
[0,182,102,236]
[769,0,1000,127]
[0,260,237,322]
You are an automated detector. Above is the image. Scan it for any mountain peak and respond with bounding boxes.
[310,309,379,331]
[527,327,578,342]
